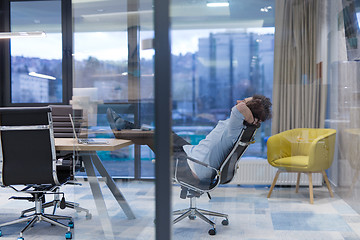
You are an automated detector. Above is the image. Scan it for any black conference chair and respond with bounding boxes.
[173,122,260,235]
[50,105,84,138]
[0,107,73,240]
[27,105,90,219]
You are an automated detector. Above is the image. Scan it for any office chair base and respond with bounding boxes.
[0,212,72,239]
[0,193,73,239]
[21,200,91,219]
[173,206,228,235]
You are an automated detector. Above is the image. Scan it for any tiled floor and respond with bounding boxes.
[0,180,360,240]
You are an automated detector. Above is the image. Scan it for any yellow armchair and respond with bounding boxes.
[266,128,336,204]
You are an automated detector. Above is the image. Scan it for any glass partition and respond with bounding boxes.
[73,0,155,179]
[170,0,274,238]
[170,3,274,160]
[3,0,360,239]
[72,0,155,238]
[327,0,360,215]
[168,0,360,239]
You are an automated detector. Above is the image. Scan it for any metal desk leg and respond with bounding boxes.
[90,153,136,220]
[82,154,115,240]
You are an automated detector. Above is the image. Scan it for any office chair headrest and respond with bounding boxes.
[0,106,51,114]
[243,120,261,129]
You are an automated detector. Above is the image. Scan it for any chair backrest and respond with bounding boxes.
[0,107,59,186]
[219,123,260,184]
[50,105,83,138]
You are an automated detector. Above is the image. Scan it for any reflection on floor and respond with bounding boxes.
[0,180,360,240]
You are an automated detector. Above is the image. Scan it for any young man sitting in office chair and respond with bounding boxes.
[106,94,272,184]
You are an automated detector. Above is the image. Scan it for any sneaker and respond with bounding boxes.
[106,108,135,131]
[106,108,119,131]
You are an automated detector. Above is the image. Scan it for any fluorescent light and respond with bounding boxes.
[206,2,229,7]
[0,31,46,39]
[260,6,272,13]
[29,72,56,80]
[81,10,153,19]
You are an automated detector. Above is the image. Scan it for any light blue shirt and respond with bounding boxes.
[183,105,245,182]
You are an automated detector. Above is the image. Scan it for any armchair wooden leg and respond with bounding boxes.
[267,170,281,198]
[308,173,313,204]
[296,173,301,193]
[322,170,334,198]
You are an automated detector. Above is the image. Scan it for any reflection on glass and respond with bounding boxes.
[73,0,155,178]
[72,0,156,239]
[73,32,129,101]
[325,0,360,216]
[170,0,275,237]
[10,0,62,103]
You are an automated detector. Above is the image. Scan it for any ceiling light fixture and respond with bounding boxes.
[29,72,56,80]
[206,1,229,7]
[260,6,272,12]
[0,31,46,39]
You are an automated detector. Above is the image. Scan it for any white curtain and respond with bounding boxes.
[272,0,327,134]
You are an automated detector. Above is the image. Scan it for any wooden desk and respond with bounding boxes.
[55,138,135,239]
[113,129,154,139]
[55,138,133,151]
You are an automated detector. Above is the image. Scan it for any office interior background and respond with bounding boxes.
[1,0,360,239]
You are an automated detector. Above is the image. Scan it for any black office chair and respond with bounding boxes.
[50,105,84,138]
[0,107,73,240]
[173,122,260,235]
[28,105,90,219]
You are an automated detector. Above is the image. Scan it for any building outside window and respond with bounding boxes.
[10,0,63,103]
[171,29,274,159]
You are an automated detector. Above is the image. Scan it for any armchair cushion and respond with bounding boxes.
[273,156,309,169]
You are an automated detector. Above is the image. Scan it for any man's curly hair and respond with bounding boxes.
[246,94,272,122]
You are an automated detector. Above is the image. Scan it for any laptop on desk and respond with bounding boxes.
[69,114,109,145]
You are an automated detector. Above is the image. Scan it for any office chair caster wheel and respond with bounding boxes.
[86,213,92,220]
[68,221,74,228]
[188,215,196,220]
[208,228,216,235]
[65,231,72,239]
[221,219,229,225]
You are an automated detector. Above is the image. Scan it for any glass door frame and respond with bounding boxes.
[154,0,172,238]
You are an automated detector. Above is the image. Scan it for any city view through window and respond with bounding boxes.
[10,0,62,103]
[171,29,274,158]
[10,27,274,177]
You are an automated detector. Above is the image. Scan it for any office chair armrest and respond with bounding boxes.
[186,156,219,173]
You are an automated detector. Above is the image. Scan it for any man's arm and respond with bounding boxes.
[236,102,254,124]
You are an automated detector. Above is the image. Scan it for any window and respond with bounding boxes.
[10,0,64,103]
[171,29,274,158]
